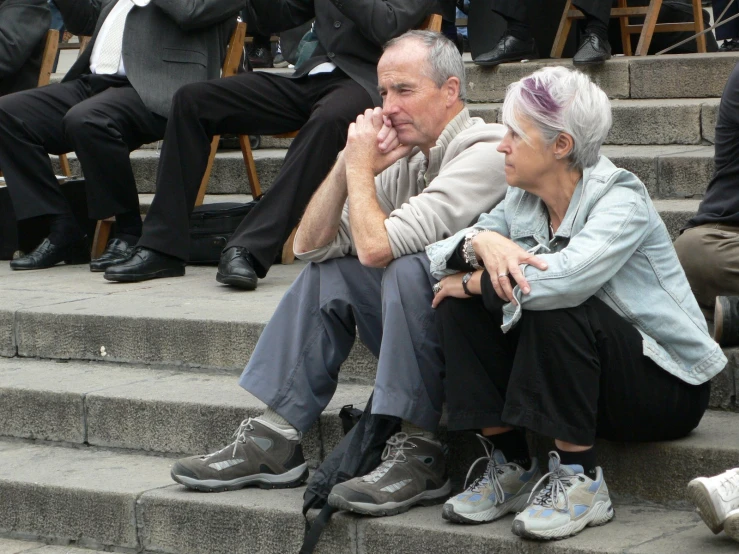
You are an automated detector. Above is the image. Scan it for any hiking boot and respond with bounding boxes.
[512,451,614,540]
[442,435,541,524]
[687,467,739,534]
[327,433,451,516]
[725,509,739,541]
[720,39,739,52]
[170,418,308,492]
[713,296,739,346]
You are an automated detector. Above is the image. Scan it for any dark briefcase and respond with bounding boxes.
[188,199,259,264]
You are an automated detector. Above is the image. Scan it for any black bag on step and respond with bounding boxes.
[299,393,400,554]
[188,199,260,264]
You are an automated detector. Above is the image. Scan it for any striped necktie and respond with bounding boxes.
[95,1,135,74]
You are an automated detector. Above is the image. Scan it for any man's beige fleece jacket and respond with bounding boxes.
[296,108,508,263]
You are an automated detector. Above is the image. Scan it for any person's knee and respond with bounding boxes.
[171,81,211,118]
[61,101,110,143]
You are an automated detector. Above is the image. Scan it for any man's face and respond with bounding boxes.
[377,42,450,152]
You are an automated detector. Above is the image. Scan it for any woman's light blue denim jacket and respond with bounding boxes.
[426,155,726,385]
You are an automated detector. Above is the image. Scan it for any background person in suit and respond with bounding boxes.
[0,0,51,96]
[104,0,437,288]
[0,0,242,271]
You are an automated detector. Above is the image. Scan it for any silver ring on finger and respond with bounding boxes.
[498,273,509,279]
[432,282,443,295]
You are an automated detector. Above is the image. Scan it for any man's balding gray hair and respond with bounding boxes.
[384,30,466,102]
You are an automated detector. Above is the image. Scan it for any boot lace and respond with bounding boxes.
[362,433,417,483]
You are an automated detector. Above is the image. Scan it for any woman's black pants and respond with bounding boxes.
[436,295,710,446]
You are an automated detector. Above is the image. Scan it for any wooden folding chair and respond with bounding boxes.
[90,22,247,258]
[551,0,706,58]
[225,13,444,265]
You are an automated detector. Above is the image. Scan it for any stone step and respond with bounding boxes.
[1,261,735,410]
[0,352,738,509]
[0,357,370,468]
[463,53,739,103]
[0,538,108,553]
[52,144,716,199]
[0,440,736,554]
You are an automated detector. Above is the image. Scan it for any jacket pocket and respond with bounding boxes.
[162,48,207,67]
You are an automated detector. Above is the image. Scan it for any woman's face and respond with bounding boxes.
[496,116,560,192]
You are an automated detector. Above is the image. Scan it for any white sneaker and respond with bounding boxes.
[442,435,541,524]
[687,468,739,534]
[512,451,614,540]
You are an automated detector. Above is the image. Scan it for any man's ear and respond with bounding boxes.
[444,77,461,107]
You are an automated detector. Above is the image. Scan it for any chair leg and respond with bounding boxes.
[618,0,633,56]
[692,0,707,53]
[195,136,220,208]
[281,225,298,265]
[239,134,262,198]
[635,0,664,56]
[91,218,113,259]
[551,0,574,58]
[59,153,72,178]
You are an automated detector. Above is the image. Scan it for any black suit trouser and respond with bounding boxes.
[493,0,611,25]
[138,70,373,274]
[0,75,166,221]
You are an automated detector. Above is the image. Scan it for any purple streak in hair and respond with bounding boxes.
[520,76,560,115]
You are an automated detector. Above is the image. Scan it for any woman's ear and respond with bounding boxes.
[553,132,574,161]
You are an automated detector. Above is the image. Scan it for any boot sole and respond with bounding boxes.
[511,500,614,540]
[725,512,739,541]
[474,52,538,67]
[327,480,452,517]
[216,271,257,290]
[687,480,725,534]
[171,462,308,492]
[104,266,185,282]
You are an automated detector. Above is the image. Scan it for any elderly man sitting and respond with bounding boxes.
[169,30,508,516]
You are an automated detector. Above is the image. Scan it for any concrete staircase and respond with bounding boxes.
[2,53,738,553]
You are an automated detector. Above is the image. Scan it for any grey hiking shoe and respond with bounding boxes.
[327,432,451,517]
[170,418,308,492]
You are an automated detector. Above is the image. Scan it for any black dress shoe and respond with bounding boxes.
[103,247,185,282]
[89,238,135,272]
[474,34,538,67]
[10,237,89,270]
[573,33,611,66]
[216,247,258,290]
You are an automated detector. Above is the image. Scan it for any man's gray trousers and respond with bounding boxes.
[238,253,444,433]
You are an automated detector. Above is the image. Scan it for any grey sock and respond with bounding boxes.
[401,420,437,441]
[260,407,297,432]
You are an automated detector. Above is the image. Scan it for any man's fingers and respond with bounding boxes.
[371,107,384,130]
[489,271,507,301]
[523,253,548,270]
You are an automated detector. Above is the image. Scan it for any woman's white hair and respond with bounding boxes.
[501,66,612,170]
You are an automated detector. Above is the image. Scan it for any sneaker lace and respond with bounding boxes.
[526,452,577,514]
[362,433,416,483]
[720,472,739,498]
[461,434,507,506]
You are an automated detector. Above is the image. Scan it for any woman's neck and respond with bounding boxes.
[538,166,583,230]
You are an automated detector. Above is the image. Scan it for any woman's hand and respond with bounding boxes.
[431,272,470,309]
[472,232,548,302]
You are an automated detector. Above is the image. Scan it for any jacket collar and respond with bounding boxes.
[508,164,592,242]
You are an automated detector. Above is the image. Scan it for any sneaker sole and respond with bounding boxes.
[725,513,739,541]
[327,479,452,517]
[171,462,308,492]
[104,267,185,282]
[442,489,533,524]
[511,500,615,540]
[687,479,725,534]
[215,271,257,290]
